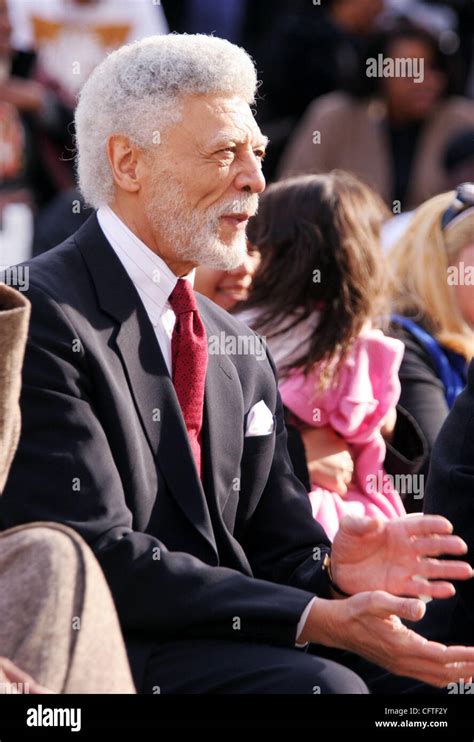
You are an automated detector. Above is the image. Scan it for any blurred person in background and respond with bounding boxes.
[237,172,426,528]
[0,0,73,266]
[255,0,385,180]
[257,0,384,121]
[194,244,260,311]
[0,0,73,209]
[381,127,474,252]
[280,23,474,209]
[404,0,474,94]
[443,128,474,189]
[2,0,167,265]
[388,184,474,510]
[160,0,283,50]
[6,0,168,108]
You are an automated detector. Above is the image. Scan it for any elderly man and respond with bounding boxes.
[1,35,474,694]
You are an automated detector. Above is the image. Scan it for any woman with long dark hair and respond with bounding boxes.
[237,171,407,539]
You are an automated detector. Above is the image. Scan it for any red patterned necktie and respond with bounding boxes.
[168,278,208,478]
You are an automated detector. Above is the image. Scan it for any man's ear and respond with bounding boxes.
[107,134,142,195]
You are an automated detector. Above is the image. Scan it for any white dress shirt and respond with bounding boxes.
[97,205,314,645]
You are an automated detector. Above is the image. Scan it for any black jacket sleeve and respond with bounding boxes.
[283,411,311,492]
[390,326,451,483]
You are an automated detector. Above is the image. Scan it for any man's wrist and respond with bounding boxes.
[297,597,343,647]
[295,597,316,646]
[322,553,351,598]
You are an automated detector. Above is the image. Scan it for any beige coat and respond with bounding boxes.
[0,284,30,494]
[279,93,474,209]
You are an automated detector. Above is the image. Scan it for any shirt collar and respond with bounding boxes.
[97,205,195,325]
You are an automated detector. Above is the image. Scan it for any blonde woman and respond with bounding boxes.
[389,183,474,507]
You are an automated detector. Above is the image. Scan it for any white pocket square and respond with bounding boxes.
[245,400,274,437]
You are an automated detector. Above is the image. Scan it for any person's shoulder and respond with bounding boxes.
[388,322,440,383]
[19,237,82,299]
[196,294,261,337]
[305,91,355,119]
[435,96,474,121]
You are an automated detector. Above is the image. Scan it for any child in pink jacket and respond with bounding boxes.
[279,327,406,540]
[237,171,406,540]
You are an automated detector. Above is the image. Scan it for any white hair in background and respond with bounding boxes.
[75,34,258,208]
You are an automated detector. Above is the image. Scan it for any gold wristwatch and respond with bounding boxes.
[322,553,350,598]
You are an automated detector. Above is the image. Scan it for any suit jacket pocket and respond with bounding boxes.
[236,429,276,527]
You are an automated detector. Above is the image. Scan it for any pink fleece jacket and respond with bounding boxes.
[279,328,406,540]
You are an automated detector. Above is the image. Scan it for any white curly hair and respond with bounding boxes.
[75,34,258,208]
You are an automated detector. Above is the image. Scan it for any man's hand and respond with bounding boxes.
[0,657,54,694]
[301,425,354,495]
[331,514,473,598]
[299,592,474,688]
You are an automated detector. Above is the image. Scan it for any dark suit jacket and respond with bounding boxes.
[0,214,332,686]
[421,359,474,646]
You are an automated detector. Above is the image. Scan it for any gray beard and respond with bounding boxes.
[146,177,258,270]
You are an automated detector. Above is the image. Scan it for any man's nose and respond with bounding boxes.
[234,156,266,195]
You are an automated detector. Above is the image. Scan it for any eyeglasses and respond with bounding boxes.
[441,182,474,230]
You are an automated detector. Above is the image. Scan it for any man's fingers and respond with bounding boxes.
[370,591,426,621]
[396,649,474,686]
[417,558,473,581]
[402,515,453,536]
[426,643,474,665]
[394,661,473,688]
[412,535,468,557]
[402,556,473,598]
[0,657,51,693]
[406,577,456,599]
[340,514,383,537]
[403,661,474,686]
[0,658,34,684]
[404,636,474,665]
[393,634,474,685]
[29,683,55,694]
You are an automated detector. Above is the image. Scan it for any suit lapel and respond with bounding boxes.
[200,304,244,517]
[76,214,217,559]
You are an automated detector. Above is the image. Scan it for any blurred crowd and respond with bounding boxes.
[0,0,473,262]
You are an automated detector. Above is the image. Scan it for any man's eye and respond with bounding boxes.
[254,150,266,161]
[219,147,235,155]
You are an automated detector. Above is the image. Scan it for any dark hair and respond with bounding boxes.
[239,171,390,383]
[346,21,459,98]
[443,129,474,173]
